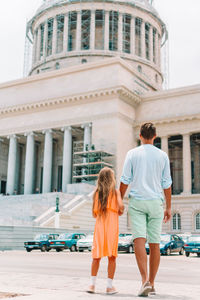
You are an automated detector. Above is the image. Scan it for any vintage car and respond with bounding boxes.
[118,233,134,253]
[24,233,59,252]
[49,233,86,252]
[145,234,185,255]
[77,234,94,252]
[184,235,200,257]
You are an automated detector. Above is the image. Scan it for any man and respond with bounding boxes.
[120,122,172,297]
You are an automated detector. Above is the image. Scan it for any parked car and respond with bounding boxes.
[49,233,86,252]
[118,234,134,253]
[184,235,200,257]
[145,234,185,255]
[24,233,59,252]
[77,234,93,252]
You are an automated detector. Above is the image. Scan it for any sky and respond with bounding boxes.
[0,0,199,89]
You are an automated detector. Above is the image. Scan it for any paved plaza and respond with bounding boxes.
[0,251,199,299]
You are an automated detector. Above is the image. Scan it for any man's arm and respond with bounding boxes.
[119,182,128,200]
[163,187,171,223]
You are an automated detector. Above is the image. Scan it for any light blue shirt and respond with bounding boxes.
[120,144,172,201]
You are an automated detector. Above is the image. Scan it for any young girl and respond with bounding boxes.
[87,167,124,295]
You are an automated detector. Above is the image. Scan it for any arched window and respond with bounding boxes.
[55,62,60,70]
[196,213,200,230]
[81,58,87,64]
[172,213,181,230]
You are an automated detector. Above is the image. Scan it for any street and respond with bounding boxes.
[0,251,199,299]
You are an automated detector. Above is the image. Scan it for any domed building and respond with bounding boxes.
[0,0,199,240]
[27,0,167,91]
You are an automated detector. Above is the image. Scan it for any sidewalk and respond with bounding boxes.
[0,272,199,300]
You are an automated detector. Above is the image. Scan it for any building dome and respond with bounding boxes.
[27,0,167,90]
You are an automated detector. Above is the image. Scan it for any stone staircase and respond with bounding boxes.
[0,193,74,226]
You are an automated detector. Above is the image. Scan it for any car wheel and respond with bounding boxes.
[79,250,84,252]
[46,248,51,252]
[179,247,184,255]
[70,245,76,252]
[26,248,32,252]
[197,253,200,257]
[41,245,47,252]
[56,248,61,252]
[185,252,190,257]
[166,247,171,256]
[128,245,133,253]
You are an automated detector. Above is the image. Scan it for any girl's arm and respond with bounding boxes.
[116,190,125,216]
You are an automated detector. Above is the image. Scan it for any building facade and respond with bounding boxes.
[0,0,199,234]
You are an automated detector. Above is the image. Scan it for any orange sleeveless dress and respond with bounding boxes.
[92,191,119,258]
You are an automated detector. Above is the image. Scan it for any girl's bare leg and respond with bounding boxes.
[87,258,101,293]
[106,256,118,294]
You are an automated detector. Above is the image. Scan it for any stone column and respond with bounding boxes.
[63,13,69,53]
[43,21,48,59]
[52,16,57,55]
[182,133,192,194]
[76,11,82,51]
[161,136,169,155]
[194,145,200,192]
[104,10,109,50]
[24,132,35,195]
[32,31,37,64]
[62,127,72,193]
[42,130,53,193]
[149,25,153,62]
[141,20,145,59]
[83,123,92,151]
[37,26,41,61]
[6,135,18,195]
[118,13,123,52]
[90,10,96,50]
[130,16,135,55]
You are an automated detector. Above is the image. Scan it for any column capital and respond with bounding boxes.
[42,129,53,134]
[182,132,191,137]
[81,123,92,129]
[24,132,35,137]
[7,134,17,140]
[61,126,72,132]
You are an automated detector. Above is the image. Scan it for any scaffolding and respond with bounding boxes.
[72,141,114,183]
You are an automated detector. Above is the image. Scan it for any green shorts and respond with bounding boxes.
[128,198,164,244]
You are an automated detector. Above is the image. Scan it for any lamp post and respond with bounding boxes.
[55,195,60,228]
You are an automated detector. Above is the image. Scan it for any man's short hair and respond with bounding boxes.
[140,123,156,140]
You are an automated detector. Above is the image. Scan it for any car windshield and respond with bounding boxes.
[160,235,171,242]
[188,236,200,242]
[58,233,72,240]
[34,234,48,241]
[119,233,132,237]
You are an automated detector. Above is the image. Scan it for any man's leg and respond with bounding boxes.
[134,238,148,284]
[148,243,160,287]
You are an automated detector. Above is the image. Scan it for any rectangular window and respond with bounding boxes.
[153,28,156,63]
[47,18,54,56]
[40,23,45,59]
[81,10,91,50]
[135,18,142,56]
[109,11,118,51]
[168,135,183,195]
[68,11,77,51]
[57,15,64,53]
[122,14,131,53]
[191,133,200,194]
[145,23,150,60]
[57,166,63,192]
[95,10,104,50]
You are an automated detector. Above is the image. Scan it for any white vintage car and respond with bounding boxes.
[77,234,94,252]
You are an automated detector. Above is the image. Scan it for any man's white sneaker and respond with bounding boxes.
[138,281,152,297]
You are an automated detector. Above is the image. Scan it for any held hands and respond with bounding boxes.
[163,208,171,223]
[118,203,125,216]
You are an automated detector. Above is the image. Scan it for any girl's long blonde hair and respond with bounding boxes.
[93,167,116,216]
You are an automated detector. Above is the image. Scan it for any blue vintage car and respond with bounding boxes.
[24,233,59,252]
[184,235,200,257]
[145,234,185,255]
[49,233,86,252]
